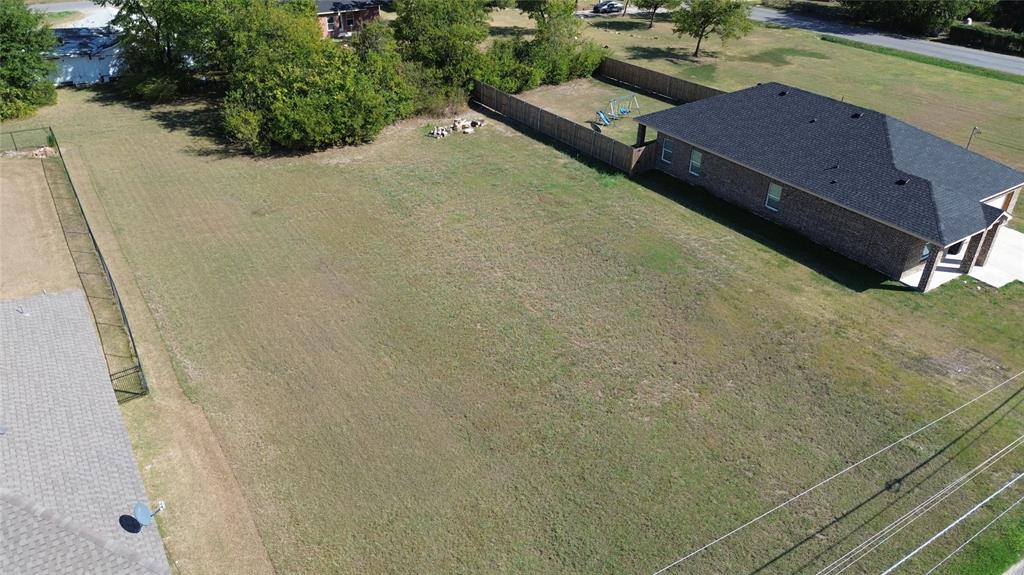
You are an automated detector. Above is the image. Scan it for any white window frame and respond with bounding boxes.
[661,139,674,164]
[326,17,336,31]
[688,149,702,176]
[765,182,783,211]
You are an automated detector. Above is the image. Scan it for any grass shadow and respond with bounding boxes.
[589,19,649,33]
[624,45,718,63]
[740,47,830,67]
[489,24,532,38]
[634,171,911,293]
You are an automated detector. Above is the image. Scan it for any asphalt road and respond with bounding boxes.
[750,6,1024,76]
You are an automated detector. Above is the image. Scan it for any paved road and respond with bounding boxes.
[750,6,1024,76]
[29,1,116,27]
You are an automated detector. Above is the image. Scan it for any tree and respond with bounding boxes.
[393,0,489,88]
[516,0,575,24]
[0,0,57,120]
[636,0,682,28]
[838,0,984,35]
[222,2,386,153]
[672,0,752,57]
[352,21,417,123]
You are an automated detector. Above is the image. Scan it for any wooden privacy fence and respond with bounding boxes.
[472,81,656,176]
[597,58,726,103]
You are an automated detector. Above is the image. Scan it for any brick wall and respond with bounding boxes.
[654,134,926,279]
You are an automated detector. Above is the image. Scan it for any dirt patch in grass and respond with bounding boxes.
[517,77,675,144]
[0,158,80,299]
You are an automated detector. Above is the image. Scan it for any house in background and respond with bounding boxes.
[50,27,121,86]
[634,83,1023,292]
[317,0,383,39]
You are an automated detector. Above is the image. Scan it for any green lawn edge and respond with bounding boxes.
[820,35,1024,86]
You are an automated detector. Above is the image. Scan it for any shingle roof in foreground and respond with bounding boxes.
[0,291,169,575]
[635,82,1024,245]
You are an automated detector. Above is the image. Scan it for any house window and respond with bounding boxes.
[661,139,674,163]
[327,17,335,31]
[347,17,355,28]
[765,182,783,211]
[688,149,702,176]
[921,244,931,261]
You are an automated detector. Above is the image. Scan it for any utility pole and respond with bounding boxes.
[966,126,981,150]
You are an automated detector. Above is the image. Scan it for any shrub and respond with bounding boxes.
[479,38,544,93]
[948,23,1024,55]
[0,0,57,120]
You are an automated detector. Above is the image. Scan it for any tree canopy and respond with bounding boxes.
[838,0,991,36]
[672,0,752,57]
[636,0,682,29]
[0,0,57,120]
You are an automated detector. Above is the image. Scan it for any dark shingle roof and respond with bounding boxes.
[635,83,1023,245]
[316,0,382,13]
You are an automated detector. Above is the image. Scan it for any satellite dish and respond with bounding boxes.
[132,501,165,527]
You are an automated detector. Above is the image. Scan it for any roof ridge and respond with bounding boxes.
[0,488,170,575]
[880,116,946,244]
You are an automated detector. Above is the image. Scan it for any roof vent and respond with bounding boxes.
[896,178,908,185]
[851,112,863,119]
[779,90,789,96]
[829,179,837,184]
[809,118,817,123]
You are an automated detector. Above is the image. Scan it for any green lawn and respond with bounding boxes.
[5,84,1023,574]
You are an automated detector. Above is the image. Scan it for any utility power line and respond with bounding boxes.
[814,434,1024,575]
[650,370,1024,575]
[878,472,1024,575]
[922,491,1024,575]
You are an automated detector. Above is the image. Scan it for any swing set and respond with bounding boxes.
[595,94,641,126]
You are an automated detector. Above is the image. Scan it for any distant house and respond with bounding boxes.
[50,27,121,86]
[634,83,1023,292]
[317,0,383,39]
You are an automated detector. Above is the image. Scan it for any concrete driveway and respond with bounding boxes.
[970,228,1024,288]
[750,6,1024,76]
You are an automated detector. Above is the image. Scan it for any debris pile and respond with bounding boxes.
[429,118,486,139]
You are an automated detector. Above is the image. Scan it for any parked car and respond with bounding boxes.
[592,1,624,14]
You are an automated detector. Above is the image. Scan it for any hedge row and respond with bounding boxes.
[948,23,1024,56]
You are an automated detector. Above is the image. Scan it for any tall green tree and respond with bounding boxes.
[0,0,57,120]
[222,2,386,153]
[672,0,752,57]
[351,21,417,123]
[393,0,489,88]
[636,0,682,28]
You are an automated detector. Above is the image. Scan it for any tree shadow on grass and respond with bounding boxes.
[624,45,718,64]
[589,19,649,33]
[489,24,532,38]
[634,171,912,293]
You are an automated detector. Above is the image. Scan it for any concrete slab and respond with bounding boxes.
[971,228,1024,288]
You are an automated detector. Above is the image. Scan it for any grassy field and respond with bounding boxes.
[518,77,674,144]
[5,83,1024,574]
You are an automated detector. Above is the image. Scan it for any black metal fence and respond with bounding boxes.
[2,126,149,403]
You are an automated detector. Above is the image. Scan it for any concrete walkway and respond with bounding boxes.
[1007,557,1024,575]
[750,6,1024,76]
[970,228,1024,288]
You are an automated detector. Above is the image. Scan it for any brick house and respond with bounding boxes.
[633,83,1023,292]
[317,0,382,39]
